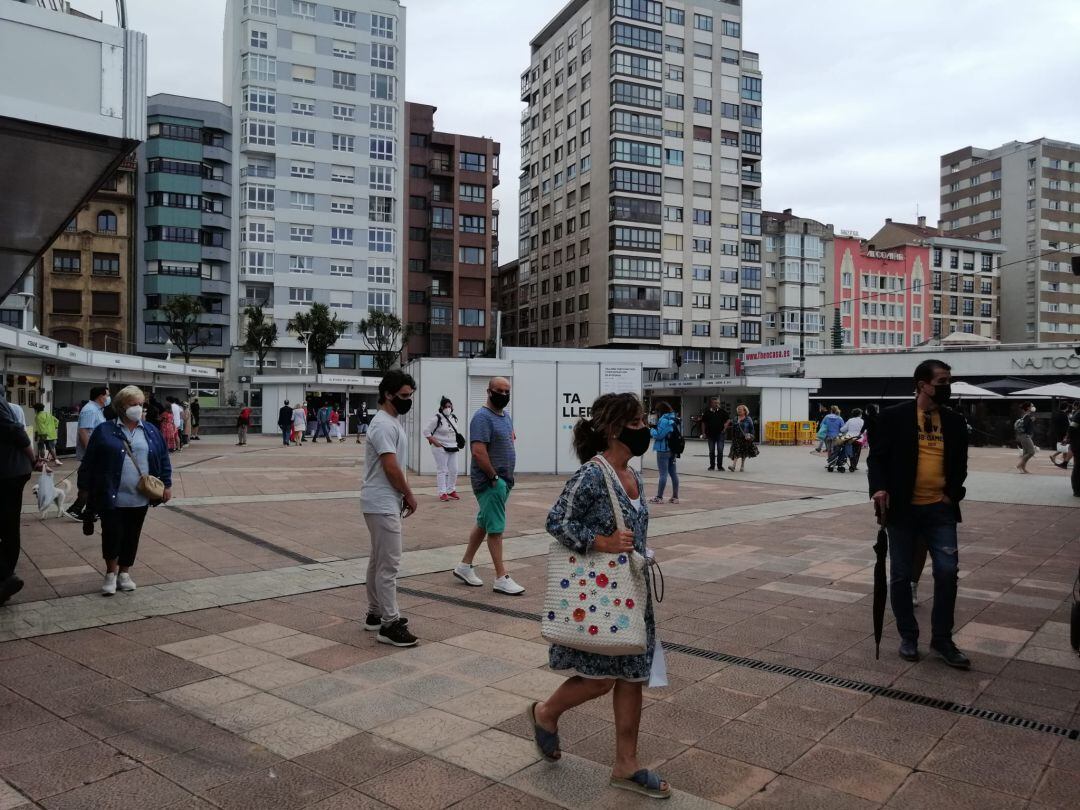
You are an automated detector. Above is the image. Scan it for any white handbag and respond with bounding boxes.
[541,456,649,656]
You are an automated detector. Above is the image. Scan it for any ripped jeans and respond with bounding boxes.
[887,501,959,644]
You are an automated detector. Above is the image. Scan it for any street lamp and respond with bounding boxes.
[299,330,312,375]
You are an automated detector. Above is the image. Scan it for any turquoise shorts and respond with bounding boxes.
[475,479,510,534]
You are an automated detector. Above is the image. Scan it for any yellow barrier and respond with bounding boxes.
[764,421,797,445]
[796,421,817,445]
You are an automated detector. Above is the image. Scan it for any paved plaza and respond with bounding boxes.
[0,435,1077,808]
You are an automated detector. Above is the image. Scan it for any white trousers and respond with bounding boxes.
[431,444,459,494]
[363,512,402,623]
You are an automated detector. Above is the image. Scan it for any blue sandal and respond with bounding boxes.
[527,702,561,761]
[610,769,671,799]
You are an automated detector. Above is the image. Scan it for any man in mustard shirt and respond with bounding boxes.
[868,360,970,669]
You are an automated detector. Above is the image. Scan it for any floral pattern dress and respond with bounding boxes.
[546,460,655,681]
[729,416,758,460]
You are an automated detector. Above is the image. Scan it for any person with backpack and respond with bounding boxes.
[1015,402,1037,474]
[236,406,252,446]
[423,397,464,502]
[727,404,759,472]
[649,402,681,504]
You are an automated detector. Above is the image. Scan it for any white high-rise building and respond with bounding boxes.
[224,0,406,375]
[508,0,763,375]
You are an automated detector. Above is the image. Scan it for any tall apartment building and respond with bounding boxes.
[762,209,832,357]
[830,236,930,350]
[136,94,233,365]
[940,138,1080,343]
[871,217,1005,341]
[36,159,137,351]
[512,0,762,374]
[404,102,500,358]
[224,0,406,376]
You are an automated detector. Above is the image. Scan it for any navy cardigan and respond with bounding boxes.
[78,420,172,512]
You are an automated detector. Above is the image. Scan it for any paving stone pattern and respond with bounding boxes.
[0,436,1076,808]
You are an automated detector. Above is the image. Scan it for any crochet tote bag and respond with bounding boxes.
[541,456,648,655]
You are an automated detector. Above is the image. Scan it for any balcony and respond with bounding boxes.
[0,1,147,298]
[741,198,761,210]
[238,297,273,309]
[608,296,661,312]
[429,156,453,175]
[741,169,762,184]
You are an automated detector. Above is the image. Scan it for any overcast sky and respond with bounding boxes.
[79,0,1080,253]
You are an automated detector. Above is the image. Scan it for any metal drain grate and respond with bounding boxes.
[397,585,1080,741]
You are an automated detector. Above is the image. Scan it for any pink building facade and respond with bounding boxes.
[832,238,931,349]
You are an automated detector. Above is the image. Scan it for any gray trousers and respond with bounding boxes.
[363,512,403,624]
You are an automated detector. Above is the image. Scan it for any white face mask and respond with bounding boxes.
[125,405,143,422]
[442,407,452,416]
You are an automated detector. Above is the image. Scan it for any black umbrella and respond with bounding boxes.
[872,525,888,660]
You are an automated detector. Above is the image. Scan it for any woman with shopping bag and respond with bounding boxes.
[530,392,669,799]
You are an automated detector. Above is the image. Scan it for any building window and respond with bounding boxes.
[369,104,394,129]
[291,161,315,179]
[96,211,117,234]
[290,225,314,243]
[370,73,397,100]
[241,53,276,82]
[611,21,662,53]
[328,226,353,246]
[245,87,276,114]
[459,246,486,264]
[693,97,712,115]
[367,265,391,285]
[370,42,396,69]
[367,227,393,251]
[331,262,354,277]
[332,133,355,152]
[693,12,713,31]
[292,1,315,19]
[330,103,356,122]
[289,255,313,274]
[369,137,394,161]
[52,289,82,314]
[332,70,356,90]
[458,309,486,327]
[250,28,268,48]
[459,152,487,173]
[371,13,395,38]
[368,166,393,190]
[460,215,486,234]
[92,253,120,276]
[291,128,316,147]
[288,287,313,305]
[333,6,355,27]
[52,250,81,273]
[332,39,356,59]
[460,184,486,203]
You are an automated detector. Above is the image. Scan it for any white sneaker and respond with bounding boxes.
[911,581,919,606]
[453,564,483,587]
[493,575,525,596]
[102,572,117,596]
[117,573,136,592]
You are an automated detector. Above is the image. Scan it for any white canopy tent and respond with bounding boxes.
[1012,382,1080,399]
[950,381,1002,398]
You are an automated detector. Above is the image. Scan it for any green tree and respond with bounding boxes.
[831,307,843,350]
[242,305,278,374]
[357,310,414,373]
[157,295,205,363]
[287,303,349,375]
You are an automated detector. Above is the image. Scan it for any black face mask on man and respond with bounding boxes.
[391,396,413,415]
[489,390,510,410]
[617,425,652,457]
[926,382,951,406]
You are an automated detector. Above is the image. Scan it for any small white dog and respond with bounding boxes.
[32,475,72,519]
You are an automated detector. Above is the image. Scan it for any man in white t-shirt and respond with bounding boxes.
[361,370,419,647]
[841,408,866,471]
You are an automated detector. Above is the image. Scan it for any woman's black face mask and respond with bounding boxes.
[617,425,652,456]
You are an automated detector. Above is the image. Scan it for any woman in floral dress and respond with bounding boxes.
[159,407,179,452]
[727,403,758,472]
[529,392,669,799]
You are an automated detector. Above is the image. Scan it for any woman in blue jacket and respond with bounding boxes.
[821,405,845,457]
[649,402,680,504]
[78,386,172,596]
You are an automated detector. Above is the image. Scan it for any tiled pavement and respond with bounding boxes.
[0,436,1076,808]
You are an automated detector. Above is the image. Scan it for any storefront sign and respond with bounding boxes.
[89,351,142,371]
[867,250,904,261]
[1012,355,1080,371]
[16,333,58,357]
[743,347,795,367]
[560,392,592,418]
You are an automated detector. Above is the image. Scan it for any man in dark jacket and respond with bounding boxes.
[701,397,730,471]
[868,359,970,669]
[277,400,293,447]
[0,391,44,605]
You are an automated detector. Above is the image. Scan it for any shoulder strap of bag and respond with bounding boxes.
[591,456,627,534]
[119,432,146,478]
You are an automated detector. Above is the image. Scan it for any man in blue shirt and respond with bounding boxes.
[67,385,110,520]
[453,377,525,595]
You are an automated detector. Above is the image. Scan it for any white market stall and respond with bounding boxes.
[403,349,670,477]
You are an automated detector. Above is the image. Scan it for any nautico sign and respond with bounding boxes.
[1011,354,1080,371]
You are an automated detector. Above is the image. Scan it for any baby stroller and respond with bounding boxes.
[826,434,857,473]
